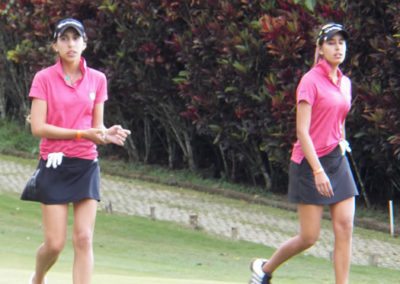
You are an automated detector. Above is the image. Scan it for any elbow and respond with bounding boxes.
[296,128,310,145]
[30,124,44,138]
[296,129,307,141]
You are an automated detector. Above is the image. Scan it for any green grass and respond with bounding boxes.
[0,119,39,155]
[0,119,268,195]
[0,119,397,232]
[0,191,399,284]
[1,120,399,283]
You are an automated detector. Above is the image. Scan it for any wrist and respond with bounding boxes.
[75,130,83,140]
[313,167,324,176]
[102,128,108,144]
[75,129,87,140]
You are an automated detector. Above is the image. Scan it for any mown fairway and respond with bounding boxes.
[0,191,399,284]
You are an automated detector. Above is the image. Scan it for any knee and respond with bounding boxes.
[73,230,93,251]
[299,233,319,249]
[44,238,65,256]
[334,218,354,239]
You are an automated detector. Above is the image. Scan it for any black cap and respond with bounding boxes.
[53,18,86,40]
[317,23,349,45]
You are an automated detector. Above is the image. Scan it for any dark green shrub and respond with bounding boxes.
[1,0,399,203]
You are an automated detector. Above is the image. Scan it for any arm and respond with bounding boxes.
[297,101,334,197]
[296,102,322,173]
[92,102,105,129]
[31,99,78,139]
[92,102,131,146]
[341,121,346,140]
[30,98,104,144]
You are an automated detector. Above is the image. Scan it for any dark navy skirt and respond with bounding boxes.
[21,157,100,205]
[288,146,358,205]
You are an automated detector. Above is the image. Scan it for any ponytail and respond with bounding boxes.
[313,40,322,66]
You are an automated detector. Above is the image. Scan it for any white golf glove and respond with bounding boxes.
[339,140,351,156]
[46,152,64,169]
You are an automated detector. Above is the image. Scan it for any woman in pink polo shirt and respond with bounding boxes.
[21,18,131,284]
[249,23,358,284]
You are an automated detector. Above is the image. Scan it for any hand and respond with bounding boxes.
[82,128,107,145]
[46,152,64,169]
[102,125,131,146]
[314,170,334,198]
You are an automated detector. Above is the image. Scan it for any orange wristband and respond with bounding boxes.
[313,167,324,176]
[76,130,82,140]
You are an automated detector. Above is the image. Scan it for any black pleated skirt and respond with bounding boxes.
[288,146,358,205]
[21,157,100,205]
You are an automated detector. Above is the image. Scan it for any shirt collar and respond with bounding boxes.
[315,59,343,85]
[55,57,87,82]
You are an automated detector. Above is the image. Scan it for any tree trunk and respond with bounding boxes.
[219,144,229,178]
[183,131,196,171]
[230,149,236,181]
[253,141,272,190]
[125,134,139,162]
[143,116,151,164]
[166,132,175,169]
[0,29,8,118]
[112,106,139,162]
[0,76,5,119]
[159,104,197,172]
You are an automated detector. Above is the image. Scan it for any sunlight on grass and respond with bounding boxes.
[0,192,399,284]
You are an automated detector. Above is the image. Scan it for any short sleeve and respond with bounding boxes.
[29,72,47,101]
[340,76,352,104]
[296,74,317,106]
[94,72,108,104]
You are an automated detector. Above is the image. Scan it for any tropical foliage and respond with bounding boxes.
[1,0,399,204]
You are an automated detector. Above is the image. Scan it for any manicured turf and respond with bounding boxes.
[0,191,399,284]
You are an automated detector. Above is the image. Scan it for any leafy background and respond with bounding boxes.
[1,0,399,205]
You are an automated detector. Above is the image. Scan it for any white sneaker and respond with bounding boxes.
[249,258,271,284]
[30,273,47,284]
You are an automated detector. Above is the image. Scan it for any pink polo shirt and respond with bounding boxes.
[29,57,108,160]
[291,59,352,164]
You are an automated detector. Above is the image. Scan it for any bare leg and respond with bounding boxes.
[72,199,97,284]
[33,204,68,284]
[330,197,355,284]
[263,204,324,274]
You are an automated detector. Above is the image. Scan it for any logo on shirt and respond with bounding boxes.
[89,92,96,101]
